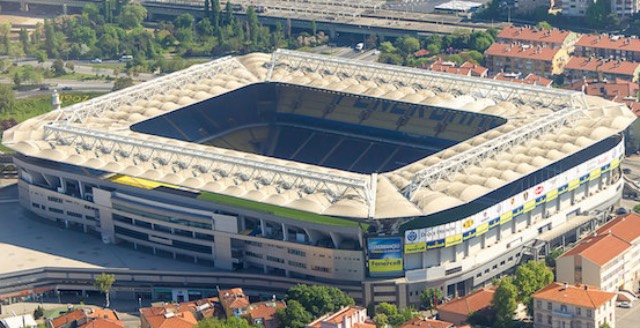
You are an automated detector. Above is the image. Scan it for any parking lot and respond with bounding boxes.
[617,302,640,327]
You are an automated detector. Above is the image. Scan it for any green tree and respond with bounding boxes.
[246,6,259,45]
[513,261,554,316]
[396,36,420,54]
[285,284,355,318]
[600,323,612,328]
[379,52,403,65]
[224,1,234,26]
[586,0,612,27]
[175,13,194,29]
[94,273,115,308]
[51,59,66,76]
[19,28,30,55]
[196,317,258,328]
[372,313,388,328]
[419,287,443,310]
[492,277,518,328]
[34,50,47,65]
[33,306,45,320]
[379,41,397,54]
[545,247,564,268]
[117,4,147,29]
[375,302,398,317]
[0,23,10,55]
[275,299,314,328]
[83,3,100,22]
[0,84,15,113]
[211,0,221,27]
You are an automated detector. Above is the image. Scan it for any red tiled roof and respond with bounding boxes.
[596,213,640,244]
[247,301,286,323]
[430,60,487,77]
[560,233,630,266]
[354,322,377,328]
[51,310,86,328]
[51,309,122,328]
[576,34,640,52]
[414,49,431,57]
[498,26,571,45]
[399,317,455,328]
[484,43,560,61]
[533,283,616,309]
[78,318,124,328]
[493,72,552,86]
[437,289,495,316]
[460,61,489,76]
[220,288,249,309]
[325,306,365,325]
[565,56,640,76]
[564,79,639,100]
[142,310,198,328]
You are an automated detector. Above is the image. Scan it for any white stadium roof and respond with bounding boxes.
[3,50,636,219]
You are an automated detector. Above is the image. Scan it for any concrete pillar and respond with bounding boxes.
[282,223,287,241]
[261,219,267,237]
[214,235,233,270]
[329,27,337,38]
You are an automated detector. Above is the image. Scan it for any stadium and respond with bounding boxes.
[2,49,636,307]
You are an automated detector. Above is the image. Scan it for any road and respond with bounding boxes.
[0,78,114,98]
[13,58,155,80]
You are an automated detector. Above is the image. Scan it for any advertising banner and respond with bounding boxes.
[368,238,403,274]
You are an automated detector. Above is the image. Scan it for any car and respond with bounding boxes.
[618,301,632,308]
[91,58,102,63]
[623,168,632,174]
[39,85,50,91]
[62,86,73,91]
[616,208,629,215]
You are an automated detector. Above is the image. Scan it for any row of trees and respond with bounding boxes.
[377,29,497,67]
[275,284,355,328]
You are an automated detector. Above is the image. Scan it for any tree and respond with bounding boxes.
[224,1,234,26]
[117,4,147,29]
[196,317,258,328]
[373,303,417,327]
[94,273,115,308]
[600,323,612,328]
[175,14,194,29]
[545,247,564,268]
[492,277,518,328]
[246,7,259,45]
[372,313,388,328]
[275,300,314,328]
[375,302,398,317]
[34,50,47,65]
[379,41,396,54]
[419,287,443,310]
[586,0,612,27]
[396,36,420,54]
[513,261,554,316]
[33,306,45,320]
[211,0,221,27]
[0,84,15,112]
[52,59,66,76]
[285,284,355,318]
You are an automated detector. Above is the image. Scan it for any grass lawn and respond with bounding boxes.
[198,191,365,228]
[44,307,73,319]
[52,73,107,81]
[0,91,106,152]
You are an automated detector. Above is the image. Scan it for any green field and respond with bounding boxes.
[198,191,365,228]
[0,91,105,152]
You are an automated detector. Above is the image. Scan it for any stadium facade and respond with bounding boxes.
[3,50,636,307]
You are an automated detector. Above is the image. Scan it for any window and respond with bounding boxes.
[537,300,542,309]
[67,211,83,218]
[288,249,306,256]
[577,307,581,316]
[288,260,306,269]
[32,202,40,208]
[561,305,567,313]
[587,309,592,318]
[49,207,64,214]
[547,315,552,324]
[266,256,284,264]
[548,302,552,310]
[47,196,63,203]
[311,265,330,273]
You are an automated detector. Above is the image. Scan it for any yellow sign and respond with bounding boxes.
[523,200,536,213]
[369,259,403,272]
[476,223,489,236]
[589,169,601,181]
[568,179,580,191]
[546,189,558,202]
[500,212,513,225]
[611,158,620,169]
[463,219,474,229]
[404,242,426,254]
[445,234,462,247]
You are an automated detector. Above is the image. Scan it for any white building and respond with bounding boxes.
[557,214,640,293]
[562,0,595,16]
[533,282,616,328]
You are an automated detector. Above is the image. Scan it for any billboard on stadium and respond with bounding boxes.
[368,237,403,276]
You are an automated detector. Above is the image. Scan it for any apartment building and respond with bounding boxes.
[532,282,616,328]
[557,213,640,293]
[562,0,595,16]
[219,288,250,318]
[575,35,640,62]
[513,0,555,15]
[484,43,569,78]
[497,26,580,52]
[564,57,640,83]
[246,300,286,328]
[611,0,639,17]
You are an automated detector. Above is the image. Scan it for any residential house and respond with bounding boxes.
[575,35,640,62]
[564,57,640,83]
[48,308,123,328]
[139,298,221,328]
[245,300,286,328]
[565,78,639,100]
[561,0,595,16]
[0,315,38,328]
[399,317,455,328]
[532,282,616,328]
[484,43,569,78]
[496,26,579,52]
[305,306,375,328]
[492,72,553,87]
[428,59,488,77]
[219,288,250,318]
[557,213,640,293]
[437,288,495,326]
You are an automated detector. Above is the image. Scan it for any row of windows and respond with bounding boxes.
[311,265,331,273]
[266,256,284,264]
[47,196,63,203]
[115,226,213,254]
[113,214,215,241]
[113,204,212,230]
[287,248,306,257]
[288,260,306,269]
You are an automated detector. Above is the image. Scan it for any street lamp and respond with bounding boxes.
[499,2,511,23]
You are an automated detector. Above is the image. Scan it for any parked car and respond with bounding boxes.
[618,301,632,308]
[616,208,629,215]
[62,86,72,91]
[91,58,103,63]
[39,85,50,91]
